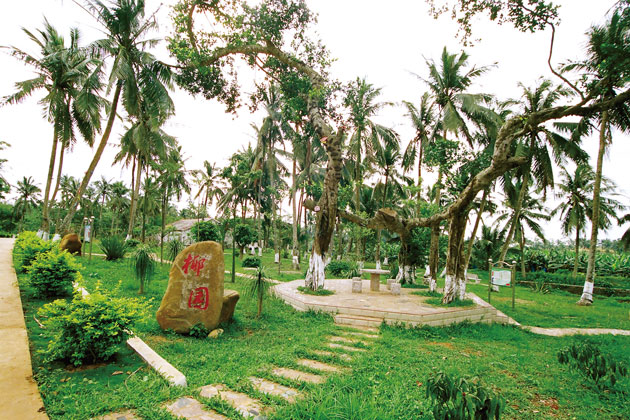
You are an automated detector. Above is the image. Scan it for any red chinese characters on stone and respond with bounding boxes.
[188,287,209,310]
[182,253,206,276]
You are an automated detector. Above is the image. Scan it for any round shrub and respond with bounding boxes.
[38,292,147,366]
[27,248,83,298]
[192,220,221,242]
[125,238,140,249]
[242,256,261,268]
[14,231,55,273]
[326,260,353,276]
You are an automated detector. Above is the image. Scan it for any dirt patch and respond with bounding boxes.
[65,362,107,372]
[494,297,535,305]
[427,341,455,349]
[532,393,560,411]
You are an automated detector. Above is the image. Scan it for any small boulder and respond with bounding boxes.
[220,289,240,324]
[60,233,82,255]
[207,328,224,339]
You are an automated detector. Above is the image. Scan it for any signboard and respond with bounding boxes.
[492,269,511,286]
[84,224,91,242]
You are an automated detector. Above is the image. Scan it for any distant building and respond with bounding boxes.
[165,219,198,244]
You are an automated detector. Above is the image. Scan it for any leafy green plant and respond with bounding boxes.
[234,223,256,257]
[38,291,146,366]
[558,341,628,389]
[131,245,155,294]
[14,231,55,273]
[426,371,504,420]
[192,220,221,242]
[530,277,550,294]
[242,256,261,268]
[99,235,128,261]
[27,248,83,298]
[297,286,335,296]
[166,238,185,262]
[247,267,273,318]
[125,238,140,249]
[326,260,354,276]
[189,323,210,339]
[342,263,361,279]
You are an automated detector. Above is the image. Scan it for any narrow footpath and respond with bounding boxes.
[0,238,48,419]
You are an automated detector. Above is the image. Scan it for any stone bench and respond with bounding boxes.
[361,268,391,292]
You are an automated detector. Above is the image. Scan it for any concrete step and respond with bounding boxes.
[165,396,229,420]
[328,342,367,352]
[248,377,300,403]
[271,367,324,384]
[334,314,383,328]
[311,350,353,362]
[199,384,266,419]
[329,335,370,346]
[297,358,343,373]
[336,324,380,333]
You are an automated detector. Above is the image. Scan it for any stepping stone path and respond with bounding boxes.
[100,326,381,420]
[272,367,324,384]
[166,396,229,420]
[248,376,301,403]
[297,358,343,373]
[199,384,266,419]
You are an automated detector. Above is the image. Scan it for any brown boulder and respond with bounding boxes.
[156,241,233,333]
[60,233,82,255]
[220,289,240,324]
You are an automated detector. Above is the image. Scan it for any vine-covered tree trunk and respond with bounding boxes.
[464,188,488,270]
[428,224,440,289]
[443,211,469,304]
[580,111,608,305]
[305,127,344,290]
[573,228,580,277]
[395,230,416,285]
[291,157,300,270]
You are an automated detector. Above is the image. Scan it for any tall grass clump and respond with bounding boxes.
[99,236,128,261]
[166,238,185,262]
[247,267,272,318]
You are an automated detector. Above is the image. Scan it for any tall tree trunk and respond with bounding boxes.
[354,127,363,262]
[417,138,424,213]
[428,167,444,286]
[464,188,488,270]
[127,159,143,239]
[573,227,580,277]
[396,230,417,285]
[291,156,299,269]
[48,143,66,227]
[579,111,608,305]
[40,127,59,236]
[305,127,344,290]
[375,170,389,268]
[443,211,469,303]
[499,172,529,263]
[520,227,526,278]
[59,82,122,235]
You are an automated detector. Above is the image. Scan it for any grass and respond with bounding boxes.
[425,297,476,307]
[297,286,335,296]
[15,252,630,419]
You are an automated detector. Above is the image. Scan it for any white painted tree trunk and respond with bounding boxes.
[457,275,467,300]
[580,280,594,303]
[428,276,437,293]
[383,257,388,265]
[305,252,326,289]
[258,248,262,257]
[376,261,381,270]
[274,252,280,264]
[395,265,415,284]
[292,255,299,270]
[442,274,456,303]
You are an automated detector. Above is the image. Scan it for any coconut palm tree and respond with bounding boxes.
[59,0,173,234]
[563,9,630,304]
[94,176,112,220]
[192,161,223,221]
[497,79,586,263]
[344,78,398,261]
[108,181,130,234]
[14,176,41,231]
[3,20,101,236]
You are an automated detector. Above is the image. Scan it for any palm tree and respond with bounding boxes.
[497,79,585,263]
[138,175,160,243]
[563,9,630,305]
[14,176,41,231]
[94,176,112,220]
[3,20,101,236]
[158,146,190,262]
[108,181,130,234]
[192,161,223,221]
[59,0,173,234]
[495,183,550,277]
[344,78,398,261]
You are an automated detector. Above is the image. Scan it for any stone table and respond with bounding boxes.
[361,268,391,292]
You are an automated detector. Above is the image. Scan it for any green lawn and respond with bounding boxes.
[15,254,630,419]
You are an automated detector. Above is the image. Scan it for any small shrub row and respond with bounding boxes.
[518,271,629,290]
[242,256,261,268]
[27,247,83,298]
[14,231,55,273]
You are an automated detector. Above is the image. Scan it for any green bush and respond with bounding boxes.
[27,248,82,298]
[326,260,353,276]
[14,231,55,273]
[558,341,628,389]
[242,256,261,268]
[192,220,221,242]
[189,323,210,339]
[519,271,627,290]
[166,238,185,261]
[38,291,146,366]
[125,238,140,249]
[99,236,128,261]
[426,371,504,420]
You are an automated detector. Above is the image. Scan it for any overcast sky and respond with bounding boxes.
[0,0,627,241]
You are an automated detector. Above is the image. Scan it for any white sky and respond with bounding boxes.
[0,0,628,241]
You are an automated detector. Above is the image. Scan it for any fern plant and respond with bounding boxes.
[132,245,155,294]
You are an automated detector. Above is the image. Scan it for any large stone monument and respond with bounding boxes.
[156,241,239,333]
[60,233,82,255]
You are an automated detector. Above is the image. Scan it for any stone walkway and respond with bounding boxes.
[0,238,48,419]
[104,325,380,419]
